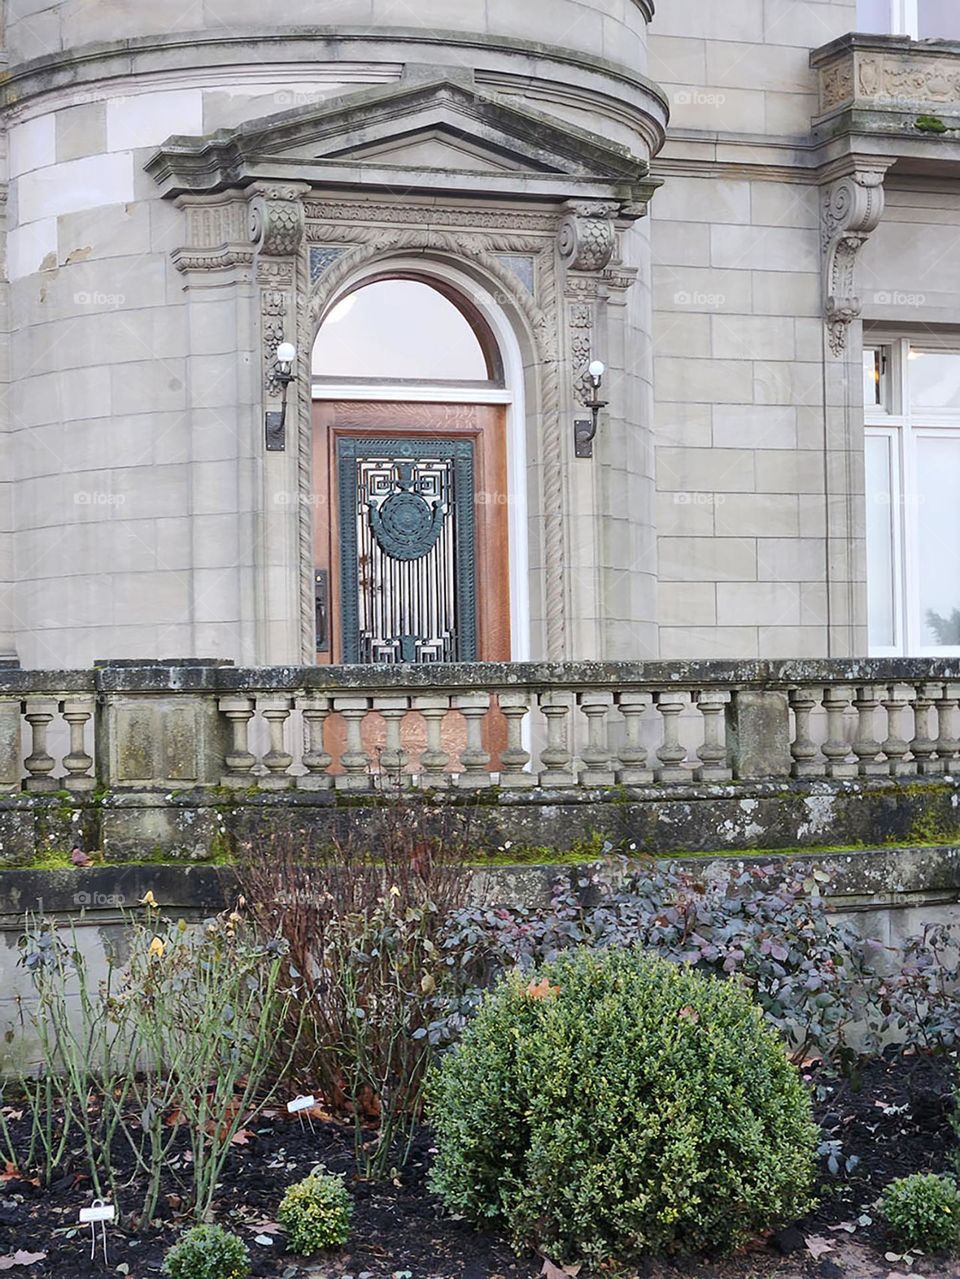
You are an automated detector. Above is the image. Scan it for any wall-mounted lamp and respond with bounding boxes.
[265,341,297,451]
[574,360,608,459]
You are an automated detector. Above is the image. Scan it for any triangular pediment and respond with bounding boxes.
[328,128,529,174]
[146,77,650,199]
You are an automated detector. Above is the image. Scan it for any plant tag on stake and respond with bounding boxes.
[287,1094,317,1134]
[79,1199,115,1264]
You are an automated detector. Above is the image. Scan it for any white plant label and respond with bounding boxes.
[79,1202,116,1224]
[287,1095,316,1114]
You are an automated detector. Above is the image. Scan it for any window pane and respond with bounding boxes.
[865,434,897,649]
[313,280,491,381]
[863,345,890,411]
[919,0,960,38]
[909,350,960,411]
[917,436,960,647]
[857,0,892,31]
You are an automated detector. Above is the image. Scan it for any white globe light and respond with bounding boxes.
[276,342,297,365]
[588,360,605,382]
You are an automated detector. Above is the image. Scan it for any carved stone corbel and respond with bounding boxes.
[821,168,887,357]
[558,200,620,273]
[248,182,310,257]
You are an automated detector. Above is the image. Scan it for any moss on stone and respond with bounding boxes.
[916,114,949,133]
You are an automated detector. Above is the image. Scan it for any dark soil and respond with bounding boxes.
[0,1048,957,1279]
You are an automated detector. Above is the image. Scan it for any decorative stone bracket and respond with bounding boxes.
[821,167,888,357]
[247,182,310,396]
[558,199,641,404]
[558,200,620,273]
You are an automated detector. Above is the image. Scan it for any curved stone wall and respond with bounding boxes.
[0,3,665,668]
[5,2,654,74]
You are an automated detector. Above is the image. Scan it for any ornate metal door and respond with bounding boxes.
[337,437,478,664]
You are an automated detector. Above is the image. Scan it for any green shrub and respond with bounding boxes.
[279,1170,353,1254]
[881,1174,960,1253]
[428,947,818,1265]
[162,1224,251,1279]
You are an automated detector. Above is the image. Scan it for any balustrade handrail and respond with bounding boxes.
[3,657,960,697]
[2,660,960,797]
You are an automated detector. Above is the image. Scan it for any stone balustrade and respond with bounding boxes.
[0,659,959,861]
[0,659,959,794]
[811,33,960,155]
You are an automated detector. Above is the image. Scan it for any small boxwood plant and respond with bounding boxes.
[428,946,818,1265]
[881,1173,960,1253]
[279,1169,353,1254]
[162,1224,251,1279]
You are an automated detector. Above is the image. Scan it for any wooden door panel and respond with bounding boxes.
[313,400,510,772]
[313,401,511,665]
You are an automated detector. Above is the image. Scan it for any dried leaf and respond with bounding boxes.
[804,1236,834,1259]
[0,1163,39,1188]
[0,1252,47,1270]
[541,1260,582,1278]
[526,978,560,1001]
[230,1129,254,1146]
[677,1005,700,1024]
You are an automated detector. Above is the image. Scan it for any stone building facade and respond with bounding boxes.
[0,0,957,671]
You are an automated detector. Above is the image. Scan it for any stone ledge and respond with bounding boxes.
[2,842,957,926]
[1,776,958,865]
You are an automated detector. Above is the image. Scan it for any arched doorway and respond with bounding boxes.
[311,272,522,666]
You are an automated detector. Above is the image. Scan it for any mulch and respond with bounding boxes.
[0,1048,957,1279]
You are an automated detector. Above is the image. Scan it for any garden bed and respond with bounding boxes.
[1,1048,957,1279]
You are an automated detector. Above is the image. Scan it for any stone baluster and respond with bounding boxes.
[935,682,960,775]
[882,683,914,776]
[373,695,409,788]
[653,690,691,783]
[497,691,536,789]
[257,695,294,790]
[296,694,333,790]
[219,696,257,788]
[912,682,943,776]
[333,695,372,791]
[23,698,59,793]
[789,687,824,778]
[453,692,493,788]
[614,692,654,785]
[577,691,616,787]
[538,691,576,787]
[821,685,857,778]
[412,694,452,788]
[61,697,95,792]
[852,685,887,776]
[0,698,21,794]
[694,690,731,782]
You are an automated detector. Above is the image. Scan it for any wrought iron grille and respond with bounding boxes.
[337,436,478,664]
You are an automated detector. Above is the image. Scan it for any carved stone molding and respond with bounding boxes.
[558,201,620,273]
[171,193,253,276]
[821,168,887,357]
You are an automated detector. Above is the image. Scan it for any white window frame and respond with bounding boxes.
[865,336,960,657]
[860,0,957,38]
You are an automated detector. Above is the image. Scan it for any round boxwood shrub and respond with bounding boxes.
[427,947,818,1265]
[162,1224,250,1279]
[279,1169,352,1254]
[881,1173,960,1253]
